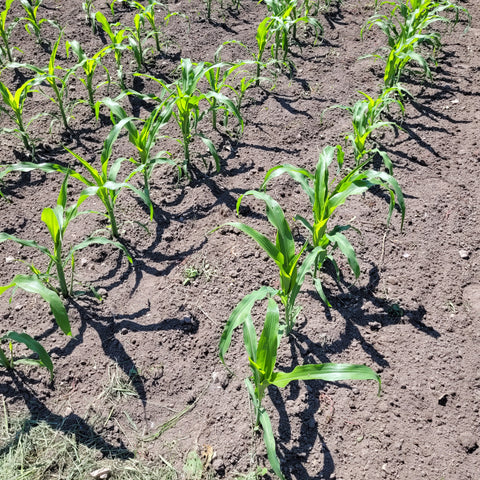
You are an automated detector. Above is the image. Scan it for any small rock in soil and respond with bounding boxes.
[459,249,470,259]
[97,288,108,298]
[459,432,478,453]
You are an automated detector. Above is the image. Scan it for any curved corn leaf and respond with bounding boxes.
[197,132,221,172]
[0,274,70,336]
[219,286,277,363]
[68,236,132,264]
[2,331,54,379]
[0,232,53,260]
[271,363,381,393]
[325,230,360,278]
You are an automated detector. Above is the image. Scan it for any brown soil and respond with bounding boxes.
[1,1,479,479]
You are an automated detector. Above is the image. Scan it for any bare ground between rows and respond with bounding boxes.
[1,1,480,479]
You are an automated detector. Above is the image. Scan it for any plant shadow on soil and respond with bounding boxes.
[262,264,437,479]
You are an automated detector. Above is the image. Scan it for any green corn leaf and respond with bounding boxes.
[242,314,258,363]
[102,116,136,168]
[0,233,54,261]
[68,236,132,264]
[238,191,295,268]
[219,286,277,363]
[256,298,279,380]
[41,206,62,246]
[0,274,71,336]
[197,133,221,172]
[258,405,285,480]
[271,363,381,393]
[287,246,322,311]
[2,331,53,379]
[262,164,314,204]
[313,277,331,307]
[325,230,360,278]
[222,222,282,266]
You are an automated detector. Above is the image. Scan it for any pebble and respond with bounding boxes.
[97,288,108,298]
[459,249,470,259]
[5,256,15,263]
[459,432,478,453]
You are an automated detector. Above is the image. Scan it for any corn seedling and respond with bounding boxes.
[215,191,322,334]
[95,11,128,88]
[66,40,111,115]
[10,31,76,130]
[325,87,405,171]
[132,0,174,55]
[262,145,405,305]
[256,0,323,75]
[0,76,44,157]
[139,59,243,177]
[96,96,174,200]
[82,0,97,33]
[0,0,21,64]
[201,56,247,135]
[0,273,72,379]
[362,0,471,88]
[20,0,58,45]
[0,331,54,379]
[221,297,380,479]
[0,119,152,238]
[0,175,132,297]
[124,10,148,72]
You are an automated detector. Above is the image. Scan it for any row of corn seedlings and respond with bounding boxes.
[0,0,324,159]
[0,1,260,379]
[209,0,471,476]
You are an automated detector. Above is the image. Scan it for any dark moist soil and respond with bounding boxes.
[1,1,480,479]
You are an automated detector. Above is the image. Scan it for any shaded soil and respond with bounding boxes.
[1,1,480,479]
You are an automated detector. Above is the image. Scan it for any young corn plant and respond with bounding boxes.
[0,175,132,298]
[220,297,380,479]
[200,57,247,135]
[0,119,152,238]
[96,96,174,200]
[10,31,76,130]
[0,273,71,380]
[361,0,471,88]
[0,0,21,64]
[82,0,97,33]
[0,77,44,157]
[20,0,58,45]
[140,59,243,177]
[262,145,405,305]
[215,191,322,335]
[95,11,128,88]
[124,10,148,72]
[325,87,405,172]
[66,40,111,115]
[257,0,323,73]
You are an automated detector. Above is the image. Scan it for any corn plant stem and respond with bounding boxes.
[54,248,69,298]
[85,75,95,113]
[14,112,33,154]
[153,30,161,53]
[0,31,13,62]
[106,200,119,238]
[50,82,69,130]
